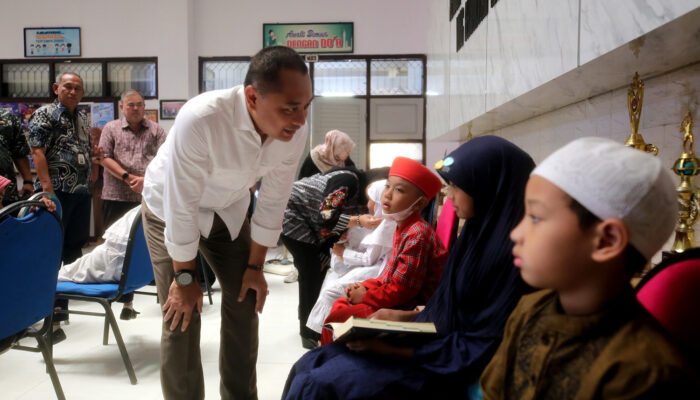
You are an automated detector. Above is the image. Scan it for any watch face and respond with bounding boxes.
[176,271,194,286]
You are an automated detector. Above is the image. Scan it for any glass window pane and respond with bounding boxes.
[2,63,50,98]
[370,59,423,95]
[369,142,423,169]
[107,61,156,97]
[56,62,102,97]
[202,61,250,92]
[314,60,366,96]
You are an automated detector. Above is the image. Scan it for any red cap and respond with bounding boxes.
[389,157,442,199]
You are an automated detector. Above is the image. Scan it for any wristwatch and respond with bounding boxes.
[246,264,263,271]
[174,270,195,287]
[121,172,129,181]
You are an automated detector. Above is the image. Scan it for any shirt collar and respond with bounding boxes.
[397,212,423,233]
[120,117,147,131]
[539,286,638,336]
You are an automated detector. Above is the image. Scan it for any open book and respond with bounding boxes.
[326,317,437,344]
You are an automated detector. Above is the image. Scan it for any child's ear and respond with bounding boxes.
[415,196,429,211]
[591,219,629,263]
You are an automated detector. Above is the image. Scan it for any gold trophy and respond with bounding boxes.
[670,112,700,253]
[624,72,658,155]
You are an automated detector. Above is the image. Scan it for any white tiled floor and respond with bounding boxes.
[0,255,305,400]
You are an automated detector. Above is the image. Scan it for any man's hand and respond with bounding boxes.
[332,243,345,257]
[163,279,203,332]
[128,175,144,193]
[347,283,366,305]
[19,182,34,197]
[238,268,268,313]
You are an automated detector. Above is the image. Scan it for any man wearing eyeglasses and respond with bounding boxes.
[100,89,166,229]
[98,89,166,320]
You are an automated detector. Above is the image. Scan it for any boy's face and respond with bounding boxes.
[510,175,597,290]
[382,175,424,214]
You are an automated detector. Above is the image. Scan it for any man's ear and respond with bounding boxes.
[244,85,258,111]
[591,218,629,263]
[52,82,59,96]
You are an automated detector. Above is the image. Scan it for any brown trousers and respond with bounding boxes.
[141,202,258,400]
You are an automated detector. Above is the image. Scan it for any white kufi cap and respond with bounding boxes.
[532,137,677,260]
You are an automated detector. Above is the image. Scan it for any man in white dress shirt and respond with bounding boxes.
[141,46,312,400]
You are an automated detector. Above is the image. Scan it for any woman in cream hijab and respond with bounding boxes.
[298,130,356,179]
[286,130,357,283]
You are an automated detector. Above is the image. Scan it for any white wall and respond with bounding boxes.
[426,0,699,140]
[0,0,430,132]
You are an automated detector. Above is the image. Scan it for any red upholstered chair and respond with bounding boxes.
[435,198,459,250]
[636,249,700,368]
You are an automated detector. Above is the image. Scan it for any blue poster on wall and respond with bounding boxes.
[24,27,81,57]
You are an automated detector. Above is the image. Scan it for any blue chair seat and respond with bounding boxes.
[56,282,121,298]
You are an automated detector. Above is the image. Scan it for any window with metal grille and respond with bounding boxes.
[314,59,367,96]
[2,63,50,98]
[107,61,156,97]
[370,59,423,95]
[56,62,103,97]
[201,60,250,92]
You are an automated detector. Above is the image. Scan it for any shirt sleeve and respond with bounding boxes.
[161,109,210,262]
[342,244,383,267]
[8,113,29,158]
[361,227,430,308]
[318,172,358,237]
[98,123,116,159]
[27,109,51,148]
[251,127,308,248]
[156,124,167,146]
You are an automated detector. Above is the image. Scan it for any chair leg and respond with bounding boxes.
[103,313,110,345]
[36,333,66,400]
[99,299,137,385]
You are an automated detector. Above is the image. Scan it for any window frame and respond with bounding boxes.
[198,54,427,169]
[0,56,159,102]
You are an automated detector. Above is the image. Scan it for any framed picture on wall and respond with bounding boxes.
[160,100,186,120]
[144,109,158,123]
[24,27,81,57]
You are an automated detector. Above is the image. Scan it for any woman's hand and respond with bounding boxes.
[359,214,382,229]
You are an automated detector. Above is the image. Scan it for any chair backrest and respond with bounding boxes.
[0,200,63,339]
[435,198,459,249]
[636,252,700,357]
[18,192,62,219]
[117,212,154,296]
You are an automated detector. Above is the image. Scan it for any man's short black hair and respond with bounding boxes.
[244,46,308,95]
[569,198,647,275]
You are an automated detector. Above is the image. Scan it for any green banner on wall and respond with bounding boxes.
[263,23,354,53]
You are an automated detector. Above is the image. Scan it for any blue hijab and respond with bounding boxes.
[415,136,534,338]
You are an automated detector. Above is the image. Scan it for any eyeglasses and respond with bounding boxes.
[125,102,145,108]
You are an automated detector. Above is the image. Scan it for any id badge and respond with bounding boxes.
[78,154,86,165]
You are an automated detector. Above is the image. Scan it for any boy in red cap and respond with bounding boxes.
[321,156,448,345]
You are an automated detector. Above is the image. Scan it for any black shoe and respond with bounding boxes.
[120,307,140,320]
[301,336,319,350]
[51,328,67,344]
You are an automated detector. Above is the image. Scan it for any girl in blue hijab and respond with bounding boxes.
[282,136,535,399]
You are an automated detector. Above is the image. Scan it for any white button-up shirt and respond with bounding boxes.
[143,86,308,262]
